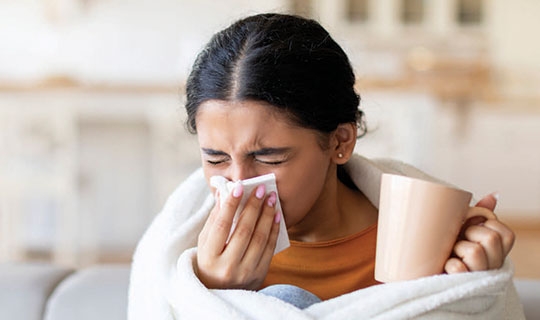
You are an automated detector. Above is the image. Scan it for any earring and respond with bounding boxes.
[338,153,344,158]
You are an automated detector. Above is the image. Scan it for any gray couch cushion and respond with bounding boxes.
[514,278,540,320]
[44,264,130,320]
[0,263,74,320]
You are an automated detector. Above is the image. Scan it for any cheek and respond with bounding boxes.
[276,155,330,228]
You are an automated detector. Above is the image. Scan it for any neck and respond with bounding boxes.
[287,165,349,242]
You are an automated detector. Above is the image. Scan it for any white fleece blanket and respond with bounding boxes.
[128,154,525,319]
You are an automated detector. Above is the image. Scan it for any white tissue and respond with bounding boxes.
[210,173,290,255]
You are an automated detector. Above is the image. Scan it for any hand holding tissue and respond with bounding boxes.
[210,173,290,255]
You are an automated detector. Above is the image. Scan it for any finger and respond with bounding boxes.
[206,183,243,256]
[475,192,499,212]
[460,207,497,239]
[482,219,515,257]
[224,184,266,262]
[464,225,504,269]
[255,211,281,274]
[241,192,278,265]
[453,240,489,271]
[199,190,220,246]
[444,257,469,274]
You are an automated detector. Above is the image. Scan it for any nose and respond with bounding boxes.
[226,161,256,182]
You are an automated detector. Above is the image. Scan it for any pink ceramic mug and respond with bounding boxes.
[375,173,493,282]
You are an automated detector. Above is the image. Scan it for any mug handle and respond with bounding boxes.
[463,204,497,224]
[458,205,496,240]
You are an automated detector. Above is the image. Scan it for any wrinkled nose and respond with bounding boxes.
[226,162,256,182]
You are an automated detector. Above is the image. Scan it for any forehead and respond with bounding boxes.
[196,99,292,127]
[195,99,315,148]
[195,99,299,137]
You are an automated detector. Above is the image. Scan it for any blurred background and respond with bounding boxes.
[0,0,539,278]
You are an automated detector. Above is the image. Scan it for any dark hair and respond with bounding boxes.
[185,13,366,140]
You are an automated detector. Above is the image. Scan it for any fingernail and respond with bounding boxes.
[274,211,281,224]
[255,184,265,199]
[267,192,276,207]
[492,192,500,202]
[232,183,243,198]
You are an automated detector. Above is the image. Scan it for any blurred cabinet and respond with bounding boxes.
[0,90,200,267]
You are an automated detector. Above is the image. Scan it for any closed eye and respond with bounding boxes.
[206,159,226,165]
[202,147,291,166]
[255,159,286,165]
[207,159,285,166]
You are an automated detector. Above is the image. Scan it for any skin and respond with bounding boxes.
[194,99,515,290]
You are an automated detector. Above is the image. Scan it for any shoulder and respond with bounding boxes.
[370,157,461,190]
[348,153,456,187]
[344,154,466,208]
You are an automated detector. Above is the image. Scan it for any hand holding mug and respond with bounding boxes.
[444,193,515,274]
[375,174,515,282]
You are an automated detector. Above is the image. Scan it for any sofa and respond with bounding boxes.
[0,263,129,320]
[1,262,539,320]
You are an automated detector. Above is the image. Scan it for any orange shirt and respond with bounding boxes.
[261,223,381,301]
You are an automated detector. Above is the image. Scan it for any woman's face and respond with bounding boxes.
[195,99,333,229]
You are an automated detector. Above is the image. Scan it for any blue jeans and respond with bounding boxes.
[259,284,322,309]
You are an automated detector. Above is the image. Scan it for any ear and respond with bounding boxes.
[331,123,357,164]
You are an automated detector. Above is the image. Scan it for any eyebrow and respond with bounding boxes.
[201,147,292,157]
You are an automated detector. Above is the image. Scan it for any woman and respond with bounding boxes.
[185,13,515,309]
[128,13,517,317]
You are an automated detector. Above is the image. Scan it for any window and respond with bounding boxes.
[457,0,483,25]
[347,0,369,23]
[401,0,424,24]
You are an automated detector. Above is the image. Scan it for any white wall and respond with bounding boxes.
[1,0,538,101]
[487,0,540,75]
[0,0,288,84]
[434,105,540,215]
[357,90,540,218]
